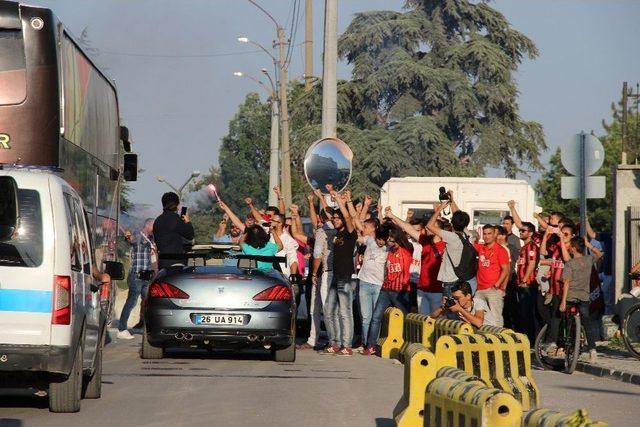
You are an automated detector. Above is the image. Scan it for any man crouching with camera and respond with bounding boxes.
[429,281,497,327]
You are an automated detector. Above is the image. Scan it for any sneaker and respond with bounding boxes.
[362,346,377,356]
[321,345,340,355]
[544,343,558,355]
[132,322,144,330]
[354,345,364,354]
[296,343,314,350]
[337,347,353,356]
[117,329,135,340]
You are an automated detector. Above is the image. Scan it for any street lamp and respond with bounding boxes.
[238,1,292,207]
[233,70,280,206]
[156,170,201,199]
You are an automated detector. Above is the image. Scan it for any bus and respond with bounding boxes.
[0,1,137,294]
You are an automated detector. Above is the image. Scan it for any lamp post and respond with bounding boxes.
[240,0,292,207]
[233,70,280,206]
[156,170,201,200]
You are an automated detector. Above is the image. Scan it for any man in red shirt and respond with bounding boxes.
[474,224,510,327]
[364,225,413,355]
[515,221,539,343]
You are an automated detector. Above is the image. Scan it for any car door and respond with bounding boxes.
[72,197,100,367]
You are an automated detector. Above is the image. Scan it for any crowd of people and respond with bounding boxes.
[118,186,609,363]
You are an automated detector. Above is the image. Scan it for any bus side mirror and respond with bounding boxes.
[123,153,138,181]
[0,176,19,241]
[103,261,125,281]
[120,126,131,152]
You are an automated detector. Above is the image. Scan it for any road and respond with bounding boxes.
[1,335,638,427]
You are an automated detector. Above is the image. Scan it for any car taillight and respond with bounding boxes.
[253,285,292,301]
[148,281,189,299]
[52,275,71,325]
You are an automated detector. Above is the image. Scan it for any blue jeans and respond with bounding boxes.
[118,273,150,331]
[324,278,355,348]
[367,289,411,347]
[359,281,382,346]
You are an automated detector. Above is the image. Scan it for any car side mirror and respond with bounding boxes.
[123,153,138,182]
[0,176,19,241]
[104,261,125,280]
[120,126,131,152]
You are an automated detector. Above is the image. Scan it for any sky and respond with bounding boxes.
[20,0,640,212]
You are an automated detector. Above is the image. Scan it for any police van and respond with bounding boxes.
[0,169,124,412]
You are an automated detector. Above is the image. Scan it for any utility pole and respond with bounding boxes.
[321,0,338,138]
[622,81,628,164]
[304,0,313,91]
[268,96,280,206]
[277,27,292,207]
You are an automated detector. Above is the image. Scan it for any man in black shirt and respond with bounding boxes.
[323,189,358,356]
[153,192,195,269]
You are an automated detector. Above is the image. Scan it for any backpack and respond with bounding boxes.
[446,233,478,282]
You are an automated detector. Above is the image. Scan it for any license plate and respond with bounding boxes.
[195,314,245,325]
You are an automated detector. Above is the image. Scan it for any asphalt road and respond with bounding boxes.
[1,335,639,427]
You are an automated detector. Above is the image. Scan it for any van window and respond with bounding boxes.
[472,210,509,227]
[73,199,91,274]
[0,190,43,267]
[63,194,82,271]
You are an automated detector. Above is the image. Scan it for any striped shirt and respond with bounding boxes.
[382,246,412,292]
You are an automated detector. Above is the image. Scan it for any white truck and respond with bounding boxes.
[379,177,540,230]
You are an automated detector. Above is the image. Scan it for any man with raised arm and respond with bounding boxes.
[323,187,358,356]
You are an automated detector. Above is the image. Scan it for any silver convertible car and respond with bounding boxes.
[141,245,296,362]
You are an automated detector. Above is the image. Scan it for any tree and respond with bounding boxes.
[536,98,640,232]
[335,0,546,178]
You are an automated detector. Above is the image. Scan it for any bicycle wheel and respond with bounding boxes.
[564,313,581,374]
[622,302,640,360]
[534,324,563,371]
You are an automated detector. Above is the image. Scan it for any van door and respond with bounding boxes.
[0,185,51,346]
[72,197,100,366]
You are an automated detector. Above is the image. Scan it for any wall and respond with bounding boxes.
[613,164,640,301]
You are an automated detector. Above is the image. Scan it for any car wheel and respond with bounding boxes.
[141,328,164,359]
[82,330,105,399]
[49,342,82,413]
[273,340,296,362]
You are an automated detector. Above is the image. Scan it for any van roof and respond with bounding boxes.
[383,176,530,186]
[0,168,74,192]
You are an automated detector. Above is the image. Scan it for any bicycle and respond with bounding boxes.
[534,301,586,374]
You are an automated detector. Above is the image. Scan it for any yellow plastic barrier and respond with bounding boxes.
[398,314,431,363]
[523,408,609,427]
[392,343,437,427]
[430,318,474,350]
[424,376,522,427]
[434,366,483,383]
[476,324,514,335]
[434,332,540,410]
[377,307,404,359]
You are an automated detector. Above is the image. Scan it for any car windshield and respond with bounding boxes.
[0,189,43,267]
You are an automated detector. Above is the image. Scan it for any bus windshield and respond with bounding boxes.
[0,28,27,105]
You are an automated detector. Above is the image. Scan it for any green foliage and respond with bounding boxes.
[536,99,640,232]
[200,0,545,221]
[337,0,545,177]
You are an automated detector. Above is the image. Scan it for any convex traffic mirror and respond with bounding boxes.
[303,137,353,193]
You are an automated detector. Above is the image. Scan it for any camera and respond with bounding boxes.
[444,296,456,308]
[438,186,450,202]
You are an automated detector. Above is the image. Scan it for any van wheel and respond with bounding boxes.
[141,328,163,359]
[49,343,82,413]
[83,331,105,399]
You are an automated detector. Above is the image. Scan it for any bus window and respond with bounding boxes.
[0,29,27,105]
